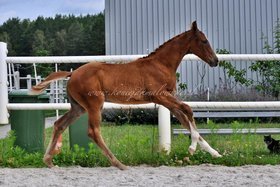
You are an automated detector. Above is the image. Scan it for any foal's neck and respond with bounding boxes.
[147,31,191,73]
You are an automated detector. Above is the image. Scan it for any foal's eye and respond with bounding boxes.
[202,40,208,44]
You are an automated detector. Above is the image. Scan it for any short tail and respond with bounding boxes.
[29,71,72,95]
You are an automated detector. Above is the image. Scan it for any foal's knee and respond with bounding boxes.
[88,128,94,138]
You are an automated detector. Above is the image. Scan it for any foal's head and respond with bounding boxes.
[187,21,218,67]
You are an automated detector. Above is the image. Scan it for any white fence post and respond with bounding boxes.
[8,63,12,91]
[50,82,54,103]
[0,42,9,124]
[26,74,32,89]
[14,71,20,89]
[37,75,41,83]
[59,80,64,103]
[158,105,171,154]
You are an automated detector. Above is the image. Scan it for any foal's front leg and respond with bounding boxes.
[153,94,222,157]
[179,103,222,157]
[170,108,199,155]
[180,103,222,157]
[197,136,222,157]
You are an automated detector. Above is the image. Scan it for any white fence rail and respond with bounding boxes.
[6,101,280,111]
[5,54,280,64]
[1,42,280,152]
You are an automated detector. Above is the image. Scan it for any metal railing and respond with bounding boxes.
[1,42,280,152]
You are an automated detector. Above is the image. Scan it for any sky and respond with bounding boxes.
[0,0,105,25]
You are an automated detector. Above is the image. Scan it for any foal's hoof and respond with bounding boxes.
[210,150,222,158]
[212,152,222,158]
[115,162,129,170]
[52,165,60,169]
[188,146,196,155]
[43,155,55,168]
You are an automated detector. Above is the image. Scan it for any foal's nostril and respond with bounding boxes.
[215,56,219,62]
[209,58,218,67]
[212,57,219,67]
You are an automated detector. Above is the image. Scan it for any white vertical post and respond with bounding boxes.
[59,80,63,103]
[26,74,32,89]
[14,71,20,89]
[158,105,171,154]
[0,42,9,124]
[207,87,210,124]
[8,63,12,91]
[55,63,59,119]
[37,75,41,83]
[50,82,54,103]
[33,63,38,85]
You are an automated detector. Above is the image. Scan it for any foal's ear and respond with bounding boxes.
[191,21,198,32]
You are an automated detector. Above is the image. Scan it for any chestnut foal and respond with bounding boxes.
[31,21,221,170]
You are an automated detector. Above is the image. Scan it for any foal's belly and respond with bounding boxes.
[105,98,152,105]
[104,89,152,104]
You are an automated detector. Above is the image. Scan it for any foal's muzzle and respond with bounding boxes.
[209,57,219,67]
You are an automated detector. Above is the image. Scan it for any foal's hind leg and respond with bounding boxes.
[44,105,84,167]
[87,109,128,170]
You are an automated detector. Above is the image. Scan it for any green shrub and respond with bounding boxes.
[250,20,280,99]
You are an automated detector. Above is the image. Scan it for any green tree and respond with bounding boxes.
[0,31,10,43]
[66,21,84,55]
[85,13,105,55]
[19,19,33,56]
[0,13,105,76]
[32,29,49,56]
[0,32,13,54]
[1,18,23,55]
[52,29,67,55]
[32,29,52,76]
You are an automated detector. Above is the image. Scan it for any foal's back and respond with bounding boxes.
[67,58,160,104]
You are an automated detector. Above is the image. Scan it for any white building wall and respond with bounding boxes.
[105,0,280,93]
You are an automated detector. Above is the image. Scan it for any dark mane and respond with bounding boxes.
[142,31,188,59]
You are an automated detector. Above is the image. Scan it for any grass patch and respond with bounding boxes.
[1,122,280,167]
